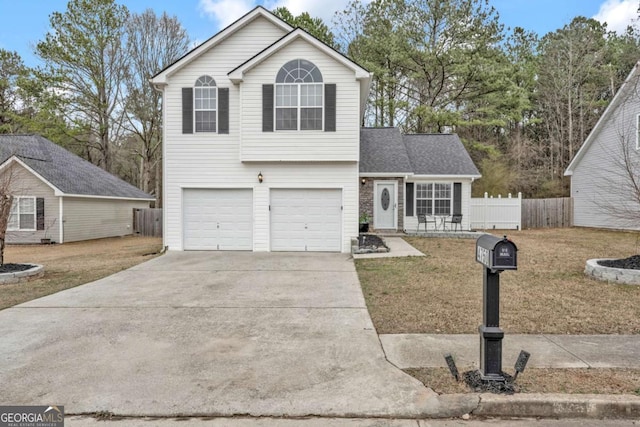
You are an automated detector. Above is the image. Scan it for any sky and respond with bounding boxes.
[0,0,637,68]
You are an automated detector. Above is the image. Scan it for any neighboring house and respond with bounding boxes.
[151,6,371,252]
[564,61,640,230]
[0,134,154,244]
[359,128,481,232]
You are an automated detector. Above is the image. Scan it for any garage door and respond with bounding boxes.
[270,189,342,252]
[183,189,252,250]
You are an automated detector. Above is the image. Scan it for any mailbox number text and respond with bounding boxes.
[477,246,490,266]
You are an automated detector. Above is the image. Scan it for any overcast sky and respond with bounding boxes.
[0,0,637,67]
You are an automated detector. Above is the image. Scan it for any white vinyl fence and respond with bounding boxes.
[470,192,522,230]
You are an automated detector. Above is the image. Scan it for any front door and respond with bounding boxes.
[374,182,396,229]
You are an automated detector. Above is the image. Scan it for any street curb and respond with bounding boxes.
[470,393,640,419]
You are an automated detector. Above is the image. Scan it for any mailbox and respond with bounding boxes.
[476,235,517,271]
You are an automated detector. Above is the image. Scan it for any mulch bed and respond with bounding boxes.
[598,255,640,270]
[0,263,33,274]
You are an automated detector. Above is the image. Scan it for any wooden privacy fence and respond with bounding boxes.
[521,197,573,229]
[470,193,522,230]
[133,208,163,237]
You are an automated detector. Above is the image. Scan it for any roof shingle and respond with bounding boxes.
[0,134,153,199]
[360,128,480,177]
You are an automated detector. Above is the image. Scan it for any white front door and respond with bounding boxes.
[374,182,396,229]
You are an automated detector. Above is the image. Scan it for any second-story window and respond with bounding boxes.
[194,75,217,132]
[275,59,323,131]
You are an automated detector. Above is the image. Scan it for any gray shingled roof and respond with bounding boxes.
[0,134,153,199]
[360,128,480,177]
[403,134,480,176]
[360,128,413,173]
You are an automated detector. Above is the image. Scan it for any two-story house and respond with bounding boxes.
[151,6,371,252]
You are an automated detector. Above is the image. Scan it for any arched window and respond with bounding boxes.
[275,59,323,130]
[194,75,217,132]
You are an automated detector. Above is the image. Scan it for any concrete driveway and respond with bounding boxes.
[0,252,469,418]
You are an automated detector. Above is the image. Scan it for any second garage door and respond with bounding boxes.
[183,188,253,250]
[270,189,342,252]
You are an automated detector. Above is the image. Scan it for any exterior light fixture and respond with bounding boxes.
[361,178,366,186]
[258,171,263,183]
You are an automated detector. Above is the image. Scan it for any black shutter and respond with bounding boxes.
[36,198,45,231]
[218,88,229,134]
[182,88,193,134]
[453,182,462,215]
[324,84,336,132]
[262,84,274,132]
[405,183,414,216]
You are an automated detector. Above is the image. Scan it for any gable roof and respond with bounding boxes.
[0,134,153,200]
[360,128,412,174]
[150,6,292,85]
[228,27,372,118]
[565,61,640,176]
[403,134,481,177]
[360,128,481,178]
[228,28,371,82]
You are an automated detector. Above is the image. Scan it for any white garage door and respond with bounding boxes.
[270,189,342,252]
[183,189,252,250]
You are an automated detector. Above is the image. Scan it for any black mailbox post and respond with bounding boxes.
[475,235,517,381]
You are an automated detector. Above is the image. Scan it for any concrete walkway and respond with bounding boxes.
[380,334,640,369]
[0,252,473,418]
[353,237,425,259]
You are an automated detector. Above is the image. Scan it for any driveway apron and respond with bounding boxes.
[0,252,440,417]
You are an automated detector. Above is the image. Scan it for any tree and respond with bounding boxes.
[273,7,339,49]
[339,0,410,127]
[0,50,27,133]
[35,0,130,173]
[124,9,190,206]
[0,164,17,266]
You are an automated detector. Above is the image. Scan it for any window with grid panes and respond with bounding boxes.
[194,75,216,132]
[415,183,451,215]
[275,59,323,130]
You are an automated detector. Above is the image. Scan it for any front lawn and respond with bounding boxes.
[0,236,162,310]
[356,228,640,335]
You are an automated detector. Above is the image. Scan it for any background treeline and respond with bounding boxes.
[331,0,640,197]
[1,0,639,204]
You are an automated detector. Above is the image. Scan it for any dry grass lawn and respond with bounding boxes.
[356,228,640,334]
[0,236,162,310]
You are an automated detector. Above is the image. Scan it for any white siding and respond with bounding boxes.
[571,88,640,230]
[5,163,60,244]
[62,198,149,243]
[240,38,361,161]
[403,180,473,232]
[162,16,360,252]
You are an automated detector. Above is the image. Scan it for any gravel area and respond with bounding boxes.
[598,255,640,270]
